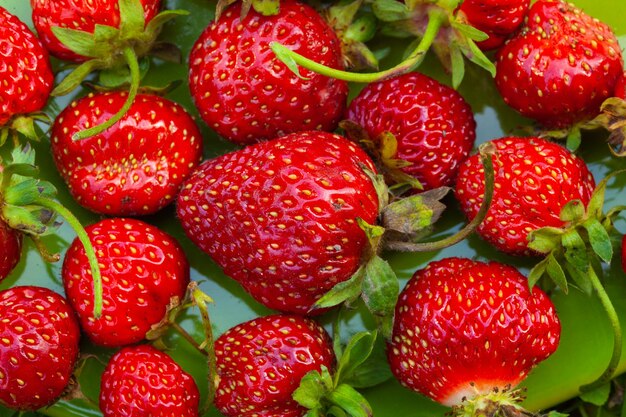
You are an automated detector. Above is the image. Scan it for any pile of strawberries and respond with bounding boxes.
[1,0,625,416]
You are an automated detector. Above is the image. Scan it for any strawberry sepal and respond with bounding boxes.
[451,386,531,417]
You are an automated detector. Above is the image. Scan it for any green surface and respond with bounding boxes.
[1,0,626,416]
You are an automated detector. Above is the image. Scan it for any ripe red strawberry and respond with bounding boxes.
[458,0,530,50]
[0,286,81,411]
[495,0,624,129]
[62,218,189,347]
[188,0,349,144]
[388,257,560,409]
[0,6,53,133]
[0,219,22,282]
[177,131,378,314]
[614,71,626,99]
[345,72,476,190]
[456,137,595,256]
[100,344,200,417]
[214,314,334,417]
[30,0,161,63]
[50,92,203,216]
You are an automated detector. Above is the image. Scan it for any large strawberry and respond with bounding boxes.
[188,0,349,144]
[51,91,203,216]
[0,6,53,142]
[344,72,476,191]
[177,131,378,314]
[0,286,81,411]
[30,0,187,139]
[456,136,595,257]
[62,218,189,347]
[214,314,382,417]
[458,0,530,50]
[388,258,560,413]
[495,0,624,131]
[99,344,200,417]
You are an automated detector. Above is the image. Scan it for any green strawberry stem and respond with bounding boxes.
[191,283,217,409]
[73,46,140,141]
[579,266,622,392]
[270,7,446,83]
[30,235,61,263]
[170,322,206,355]
[33,197,103,318]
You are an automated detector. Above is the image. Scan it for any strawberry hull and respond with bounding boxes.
[177,132,379,314]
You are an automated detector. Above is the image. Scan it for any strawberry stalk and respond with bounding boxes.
[33,197,103,318]
[190,283,217,408]
[271,7,445,83]
[72,47,140,141]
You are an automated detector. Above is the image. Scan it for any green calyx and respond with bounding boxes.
[451,386,531,417]
[0,145,103,318]
[294,329,390,417]
[0,112,51,147]
[527,169,626,392]
[271,0,495,87]
[581,97,626,157]
[51,0,188,140]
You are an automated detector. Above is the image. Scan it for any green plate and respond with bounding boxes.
[1,1,626,416]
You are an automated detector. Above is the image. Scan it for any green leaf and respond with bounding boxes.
[451,20,489,42]
[52,60,100,96]
[463,38,496,77]
[50,27,98,58]
[528,257,548,289]
[362,256,399,338]
[372,0,409,22]
[566,128,582,152]
[293,370,329,409]
[559,199,585,223]
[583,218,613,263]
[561,229,590,274]
[346,15,377,44]
[527,227,564,254]
[252,0,280,16]
[313,266,365,310]
[335,331,377,384]
[381,187,449,235]
[98,57,150,88]
[270,43,310,80]
[545,253,568,294]
[328,384,373,417]
[119,0,147,35]
[144,10,190,38]
[2,205,55,236]
[579,381,611,406]
[450,45,465,90]
[563,261,592,295]
[92,24,119,43]
[342,336,393,389]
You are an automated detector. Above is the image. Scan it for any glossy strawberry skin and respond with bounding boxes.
[345,72,476,190]
[62,218,189,347]
[30,0,161,62]
[0,286,81,411]
[215,314,334,417]
[388,258,560,406]
[177,131,379,314]
[50,92,203,216]
[0,219,22,282]
[495,0,624,128]
[614,71,626,99]
[456,137,595,256]
[189,0,348,144]
[0,6,53,125]
[100,345,200,417]
[459,0,530,50]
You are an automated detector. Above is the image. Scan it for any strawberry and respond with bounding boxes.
[455,136,595,256]
[0,6,53,141]
[177,131,379,314]
[188,0,349,144]
[458,0,530,50]
[214,314,335,417]
[99,344,200,417]
[0,286,81,411]
[387,257,560,411]
[50,91,203,216]
[0,218,21,283]
[614,71,626,100]
[344,72,476,191]
[62,218,189,347]
[494,0,624,129]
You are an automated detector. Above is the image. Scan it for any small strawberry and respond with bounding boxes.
[345,72,476,191]
[214,314,380,417]
[188,0,349,144]
[50,91,203,216]
[62,218,189,347]
[99,344,200,417]
[177,131,379,314]
[0,218,21,283]
[388,257,560,412]
[458,0,530,50]
[614,71,626,100]
[495,0,624,130]
[0,6,53,142]
[0,286,81,411]
[30,0,188,139]
[456,136,595,256]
